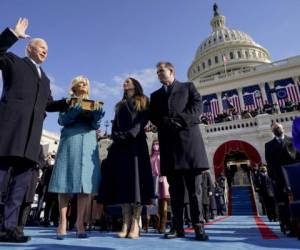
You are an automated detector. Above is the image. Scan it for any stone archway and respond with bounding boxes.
[213,140,261,178]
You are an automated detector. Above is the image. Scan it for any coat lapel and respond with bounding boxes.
[24,57,40,79]
[168,80,180,107]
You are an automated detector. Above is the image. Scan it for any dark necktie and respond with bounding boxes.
[166,85,172,96]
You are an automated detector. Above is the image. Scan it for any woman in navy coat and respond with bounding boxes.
[49,76,104,239]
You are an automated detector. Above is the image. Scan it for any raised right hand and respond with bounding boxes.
[13,18,30,39]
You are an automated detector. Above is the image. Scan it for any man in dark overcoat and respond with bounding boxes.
[257,166,276,222]
[201,170,213,222]
[150,61,209,241]
[0,18,67,242]
[265,122,300,235]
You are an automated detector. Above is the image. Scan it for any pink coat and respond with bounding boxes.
[150,152,170,199]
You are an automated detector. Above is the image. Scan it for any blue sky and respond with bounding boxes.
[1,0,300,134]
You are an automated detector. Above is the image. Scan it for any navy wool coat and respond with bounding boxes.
[150,80,209,176]
[98,97,154,205]
[0,28,67,164]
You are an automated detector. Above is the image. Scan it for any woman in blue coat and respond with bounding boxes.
[48,75,104,239]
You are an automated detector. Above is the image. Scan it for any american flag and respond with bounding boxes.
[243,90,263,110]
[275,83,300,107]
[222,92,241,113]
[202,99,214,124]
[202,95,220,123]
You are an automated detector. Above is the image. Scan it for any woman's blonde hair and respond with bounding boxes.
[69,75,90,99]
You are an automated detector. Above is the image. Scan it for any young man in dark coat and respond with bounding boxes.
[0,18,67,243]
[150,61,209,241]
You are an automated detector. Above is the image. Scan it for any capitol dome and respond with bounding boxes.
[188,4,271,81]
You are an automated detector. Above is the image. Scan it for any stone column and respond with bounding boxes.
[237,88,245,111]
[259,83,268,103]
[217,92,223,114]
[292,76,300,101]
[269,80,281,114]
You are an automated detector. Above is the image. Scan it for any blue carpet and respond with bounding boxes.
[0,216,299,250]
[231,186,254,215]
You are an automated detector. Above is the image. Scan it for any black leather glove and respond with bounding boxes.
[162,117,183,132]
[112,131,132,142]
[169,118,183,130]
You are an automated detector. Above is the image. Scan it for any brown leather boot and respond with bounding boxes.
[117,204,131,238]
[159,199,168,233]
[128,205,142,239]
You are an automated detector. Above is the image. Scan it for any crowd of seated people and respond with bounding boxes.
[200,99,300,125]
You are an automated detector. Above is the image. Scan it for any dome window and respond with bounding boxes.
[215,56,219,64]
[202,62,206,69]
[208,59,212,66]
[197,65,200,72]
[237,51,242,59]
[245,51,249,58]
[230,52,234,59]
[219,36,222,40]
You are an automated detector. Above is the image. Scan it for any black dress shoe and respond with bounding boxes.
[0,229,31,243]
[286,230,296,237]
[0,234,31,243]
[164,229,185,239]
[42,220,50,227]
[195,225,209,241]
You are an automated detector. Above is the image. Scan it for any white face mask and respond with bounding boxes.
[49,159,55,165]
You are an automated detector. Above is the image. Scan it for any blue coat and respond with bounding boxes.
[49,108,104,194]
[292,117,300,153]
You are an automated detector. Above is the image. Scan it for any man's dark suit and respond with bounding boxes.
[265,136,299,199]
[150,80,209,234]
[0,28,67,238]
[265,136,300,231]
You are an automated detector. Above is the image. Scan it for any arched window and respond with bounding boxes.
[202,62,205,69]
[230,52,234,59]
[215,56,219,64]
[208,59,212,66]
[237,51,242,58]
[245,51,249,58]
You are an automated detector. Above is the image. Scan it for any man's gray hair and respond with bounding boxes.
[25,38,47,57]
